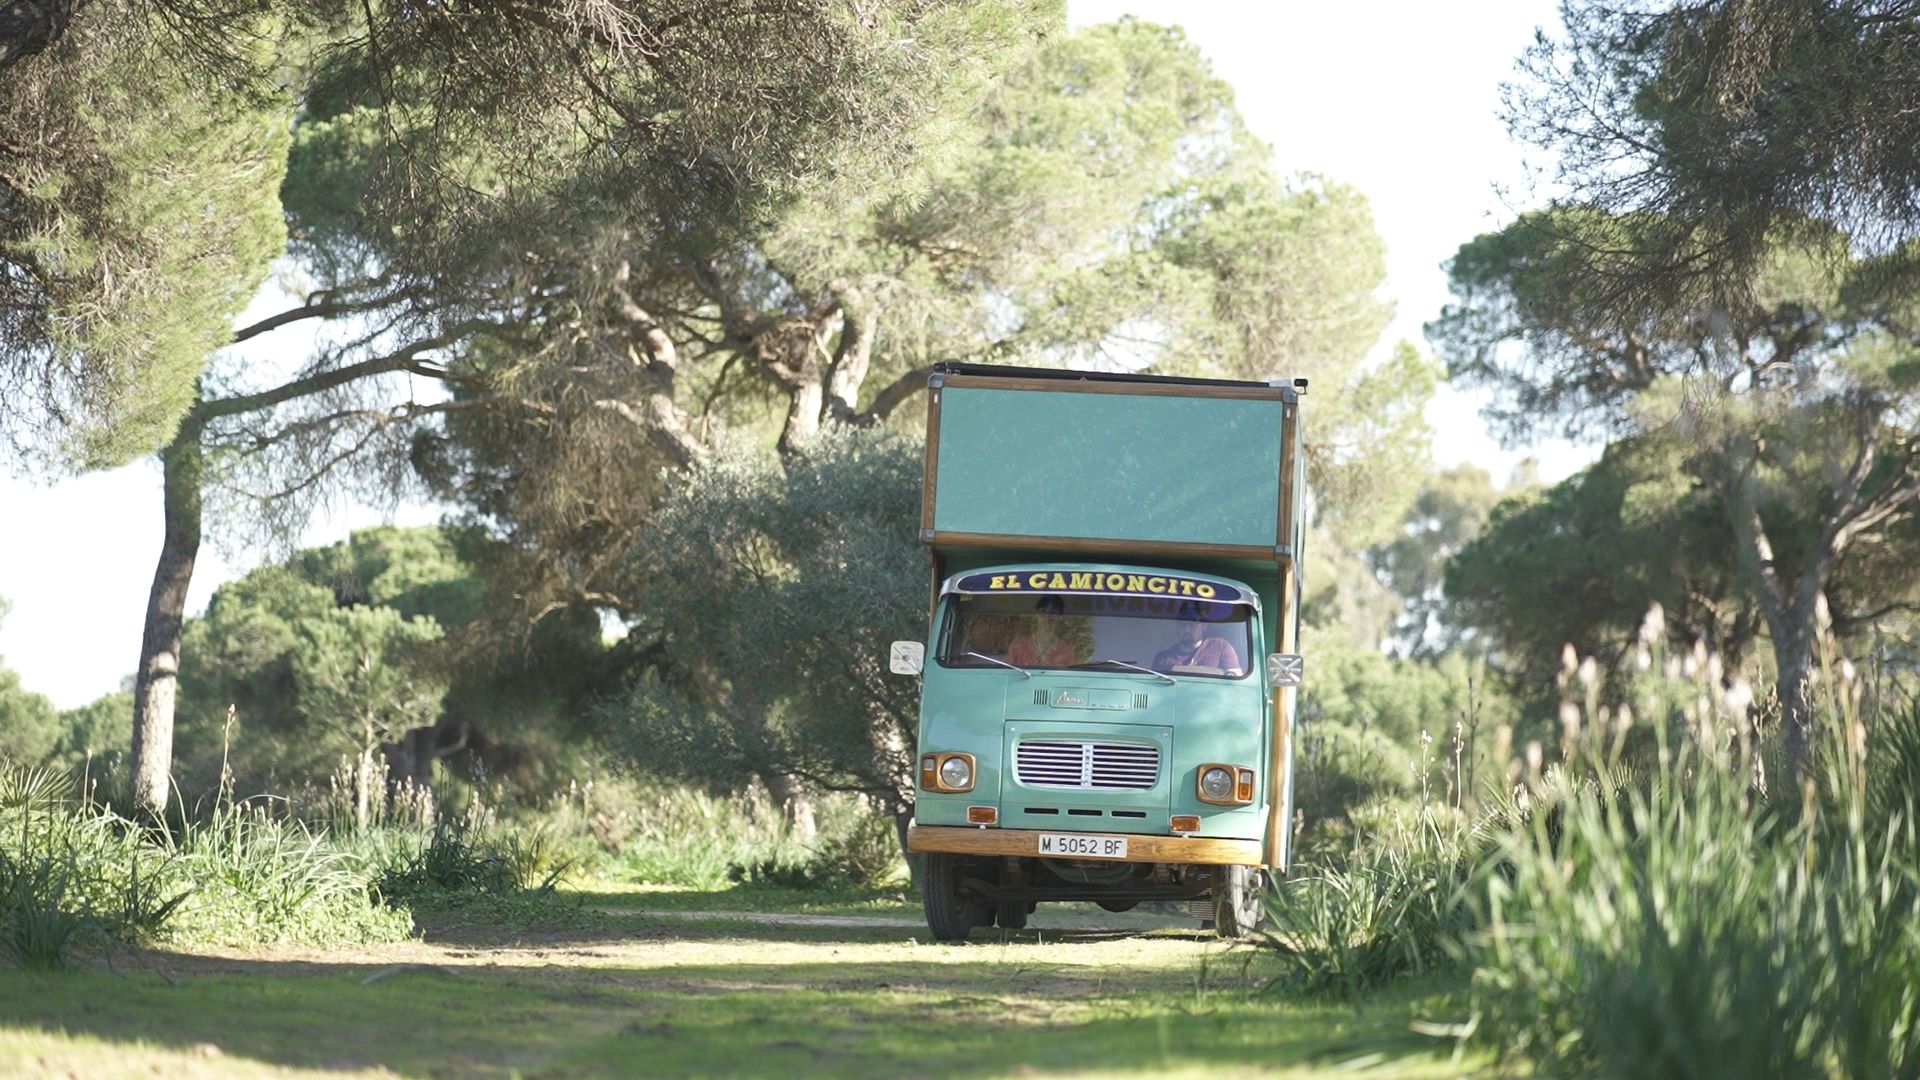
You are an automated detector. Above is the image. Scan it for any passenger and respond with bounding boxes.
[1152,613,1242,675]
[1007,601,1074,668]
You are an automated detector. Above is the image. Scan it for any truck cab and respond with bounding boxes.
[893,364,1306,940]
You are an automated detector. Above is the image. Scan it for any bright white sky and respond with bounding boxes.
[0,0,1590,708]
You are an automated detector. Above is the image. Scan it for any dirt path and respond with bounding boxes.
[0,903,1487,1078]
[609,908,926,929]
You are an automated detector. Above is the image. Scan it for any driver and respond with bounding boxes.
[1152,610,1241,674]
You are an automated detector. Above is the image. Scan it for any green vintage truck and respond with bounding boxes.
[890,363,1307,940]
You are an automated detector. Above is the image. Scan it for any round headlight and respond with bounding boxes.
[1200,766,1234,801]
[939,756,973,790]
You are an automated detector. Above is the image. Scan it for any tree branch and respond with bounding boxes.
[195,319,495,422]
[854,364,932,425]
[229,278,400,344]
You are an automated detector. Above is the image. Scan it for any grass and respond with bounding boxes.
[0,887,1492,1078]
[1262,619,1920,1077]
[1460,660,1920,1079]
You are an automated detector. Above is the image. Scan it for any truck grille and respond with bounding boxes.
[1014,740,1159,791]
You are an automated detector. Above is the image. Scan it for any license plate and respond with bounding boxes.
[1036,833,1129,860]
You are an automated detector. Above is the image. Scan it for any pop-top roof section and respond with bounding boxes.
[932,362,1303,401]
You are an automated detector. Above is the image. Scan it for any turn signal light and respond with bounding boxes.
[967,806,998,825]
[1235,768,1255,804]
[1170,815,1200,833]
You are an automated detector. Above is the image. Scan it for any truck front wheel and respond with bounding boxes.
[1213,865,1266,939]
[923,853,980,942]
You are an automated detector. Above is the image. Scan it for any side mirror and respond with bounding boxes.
[1265,653,1304,688]
[889,640,926,676]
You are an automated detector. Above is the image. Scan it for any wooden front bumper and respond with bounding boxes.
[908,823,1264,866]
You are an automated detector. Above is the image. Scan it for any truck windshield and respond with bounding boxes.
[936,592,1253,680]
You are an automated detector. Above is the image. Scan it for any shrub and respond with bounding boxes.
[0,759,418,965]
[162,801,413,947]
[375,822,570,903]
[729,811,906,891]
[1463,645,1920,1078]
[1261,801,1479,998]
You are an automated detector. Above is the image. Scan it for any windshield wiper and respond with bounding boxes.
[960,651,1032,679]
[1068,658,1175,685]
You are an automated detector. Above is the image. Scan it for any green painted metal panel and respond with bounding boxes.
[932,386,1282,548]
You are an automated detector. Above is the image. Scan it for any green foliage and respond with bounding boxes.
[424,17,1428,634]
[593,781,899,894]
[1294,644,1512,824]
[1507,0,1920,298]
[1445,438,1749,697]
[1433,208,1920,773]
[0,598,60,767]
[1262,804,1478,1000]
[0,0,290,469]
[292,605,446,743]
[1367,464,1504,656]
[49,692,133,778]
[160,801,412,948]
[0,670,60,768]
[0,757,413,967]
[732,812,906,892]
[604,427,924,811]
[173,525,606,806]
[1465,666,1920,1078]
[374,823,566,903]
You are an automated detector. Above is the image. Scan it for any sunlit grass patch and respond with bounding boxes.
[0,926,1488,1079]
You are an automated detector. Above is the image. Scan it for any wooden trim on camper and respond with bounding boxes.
[925,530,1277,564]
[1264,399,1301,870]
[1264,560,1299,870]
[926,549,944,627]
[920,380,943,535]
[942,373,1288,402]
[908,824,1264,866]
[1276,400,1297,570]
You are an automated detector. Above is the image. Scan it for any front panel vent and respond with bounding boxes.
[1014,740,1160,791]
[1034,689,1051,705]
[1133,693,1149,709]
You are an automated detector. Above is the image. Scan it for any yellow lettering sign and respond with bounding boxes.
[968,570,1234,602]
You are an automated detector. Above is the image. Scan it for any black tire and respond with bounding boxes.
[1213,865,1266,939]
[994,899,1029,930]
[1096,899,1139,913]
[923,852,979,942]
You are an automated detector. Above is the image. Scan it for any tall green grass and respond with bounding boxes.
[1260,803,1478,998]
[1273,611,1919,1077]
[1465,643,1920,1078]
[599,783,904,891]
[0,761,416,967]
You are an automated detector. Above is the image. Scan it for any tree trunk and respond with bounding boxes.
[777,374,823,455]
[0,0,80,72]
[129,430,203,817]
[356,716,376,832]
[891,803,923,892]
[1770,620,1816,780]
[762,770,818,843]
